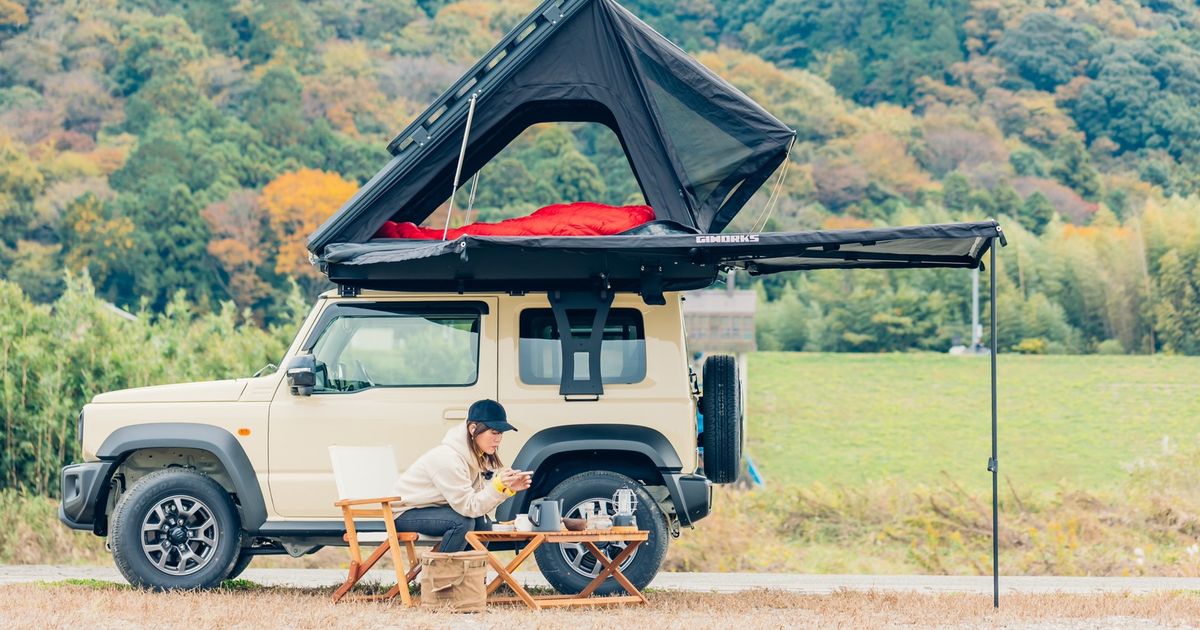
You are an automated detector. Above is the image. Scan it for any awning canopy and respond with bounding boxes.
[320,221,1004,298]
[306,0,796,255]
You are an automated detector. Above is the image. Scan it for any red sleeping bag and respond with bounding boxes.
[373,202,655,240]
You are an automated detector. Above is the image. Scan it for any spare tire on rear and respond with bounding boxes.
[701,354,742,484]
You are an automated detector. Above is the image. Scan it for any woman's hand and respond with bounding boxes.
[499,468,532,492]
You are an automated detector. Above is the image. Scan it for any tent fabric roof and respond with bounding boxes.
[306,0,795,255]
[319,221,1003,294]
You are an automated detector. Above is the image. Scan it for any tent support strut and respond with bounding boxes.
[443,93,479,241]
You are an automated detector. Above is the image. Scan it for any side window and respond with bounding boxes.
[519,308,646,385]
[309,309,480,392]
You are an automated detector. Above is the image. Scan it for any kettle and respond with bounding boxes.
[528,498,563,532]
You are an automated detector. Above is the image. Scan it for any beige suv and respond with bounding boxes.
[60,288,740,594]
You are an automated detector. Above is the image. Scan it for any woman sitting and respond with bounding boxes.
[392,399,532,551]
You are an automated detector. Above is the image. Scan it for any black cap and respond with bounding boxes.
[468,399,517,432]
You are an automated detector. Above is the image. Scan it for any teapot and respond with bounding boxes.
[528,498,563,532]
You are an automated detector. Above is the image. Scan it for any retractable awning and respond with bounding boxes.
[320,220,1004,299]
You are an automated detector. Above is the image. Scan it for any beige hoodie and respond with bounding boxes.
[392,424,508,518]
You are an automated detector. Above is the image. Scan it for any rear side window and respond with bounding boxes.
[309,310,480,392]
[519,308,646,385]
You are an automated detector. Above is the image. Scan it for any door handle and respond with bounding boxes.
[443,409,468,421]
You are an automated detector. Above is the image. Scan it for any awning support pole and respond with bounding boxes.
[989,239,999,608]
[443,93,479,241]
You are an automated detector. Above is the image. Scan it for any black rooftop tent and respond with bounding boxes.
[303,0,1004,608]
[307,0,796,252]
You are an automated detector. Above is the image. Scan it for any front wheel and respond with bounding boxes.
[533,471,668,595]
[225,548,254,581]
[109,468,241,590]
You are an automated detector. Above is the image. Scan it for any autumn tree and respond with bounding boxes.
[59,193,137,301]
[260,169,358,292]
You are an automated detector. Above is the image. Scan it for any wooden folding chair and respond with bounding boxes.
[328,445,422,605]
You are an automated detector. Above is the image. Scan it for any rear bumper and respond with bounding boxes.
[59,461,113,532]
[663,472,711,526]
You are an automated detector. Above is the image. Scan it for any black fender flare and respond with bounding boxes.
[496,424,683,521]
[97,423,267,531]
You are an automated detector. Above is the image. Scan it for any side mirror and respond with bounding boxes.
[286,354,317,396]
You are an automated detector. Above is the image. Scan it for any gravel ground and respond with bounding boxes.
[4,564,1200,594]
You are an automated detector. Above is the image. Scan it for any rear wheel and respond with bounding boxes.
[109,468,241,590]
[533,471,668,595]
[701,354,742,483]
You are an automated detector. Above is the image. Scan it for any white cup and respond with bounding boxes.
[514,514,533,532]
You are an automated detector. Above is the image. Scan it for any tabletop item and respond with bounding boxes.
[613,487,638,528]
[464,529,650,610]
[492,522,515,532]
[588,513,613,530]
[514,513,533,532]
[529,498,562,532]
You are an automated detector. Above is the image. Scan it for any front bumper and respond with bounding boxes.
[662,472,711,526]
[59,461,113,532]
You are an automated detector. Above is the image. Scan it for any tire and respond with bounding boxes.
[533,471,668,596]
[701,354,742,484]
[109,468,241,590]
[225,548,254,581]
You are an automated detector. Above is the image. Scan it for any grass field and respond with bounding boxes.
[5,582,1200,629]
[747,353,1200,495]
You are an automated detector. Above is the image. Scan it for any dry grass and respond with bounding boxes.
[4,582,1200,629]
[666,445,1200,577]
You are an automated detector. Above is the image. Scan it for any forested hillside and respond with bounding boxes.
[1,0,1199,354]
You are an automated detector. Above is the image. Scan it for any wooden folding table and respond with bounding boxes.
[464,529,649,609]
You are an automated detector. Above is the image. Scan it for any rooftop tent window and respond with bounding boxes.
[635,49,757,211]
[421,122,646,228]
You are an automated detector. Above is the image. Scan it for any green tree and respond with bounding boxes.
[121,73,209,134]
[990,184,1022,218]
[544,151,605,203]
[1153,248,1200,354]
[941,172,971,212]
[1019,192,1055,235]
[757,0,968,105]
[241,66,305,150]
[1049,137,1101,200]
[112,14,208,96]
[242,0,317,64]
[1069,37,1200,159]
[993,12,1095,91]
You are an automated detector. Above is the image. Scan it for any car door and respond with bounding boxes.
[268,297,498,518]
